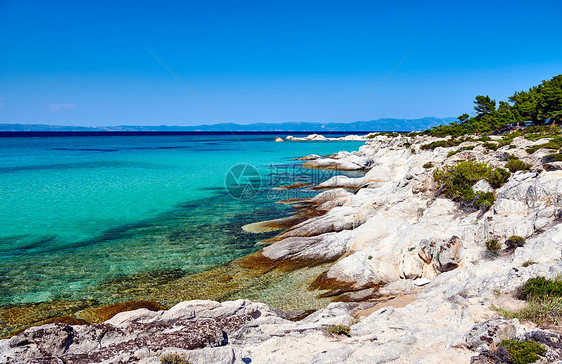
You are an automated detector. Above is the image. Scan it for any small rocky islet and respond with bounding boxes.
[3,124,562,363]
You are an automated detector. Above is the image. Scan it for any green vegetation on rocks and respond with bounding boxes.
[497,277,562,328]
[447,145,475,157]
[526,138,561,154]
[505,159,531,173]
[543,153,562,163]
[327,324,351,336]
[421,139,463,150]
[482,141,500,151]
[520,276,562,299]
[474,192,495,209]
[499,339,546,364]
[160,353,188,364]
[505,235,526,250]
[433,161,509,209]
[485,239,501,256]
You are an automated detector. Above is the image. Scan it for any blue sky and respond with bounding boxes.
[0,0,561,126]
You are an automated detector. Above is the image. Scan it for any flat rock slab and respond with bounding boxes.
[352,294,417,318]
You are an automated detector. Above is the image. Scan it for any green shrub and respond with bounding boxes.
[522,125,561,141]
[446,145,475,158]
[160,353,188,364]
[326,324,351,336]
[474,191,495,209]
[526,140,561,154]
[505,235,526,250]
[486,167,511,188]
[542,153,562,163]
[499,339,546,364]
[367,132,400,139]
[499,131,523,147]
[420,139,462,150]
[422,162,434,169]
[482,141,500,151]
[522,260,537,267]
[505,159,532,173]
[433,161,510,204]
[520,276,562,299]
[486,239,501,255]
[496,276,562,327]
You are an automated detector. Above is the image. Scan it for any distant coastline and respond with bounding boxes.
[0,130,392,137]
[0,117,455,133]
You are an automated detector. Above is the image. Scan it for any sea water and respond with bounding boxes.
[0,133,364,306]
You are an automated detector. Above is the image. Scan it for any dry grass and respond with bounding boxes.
[494,295,562,327]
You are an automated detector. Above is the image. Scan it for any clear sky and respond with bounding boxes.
[0,0,561,126]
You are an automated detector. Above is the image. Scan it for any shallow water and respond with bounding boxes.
[0,133,363,306]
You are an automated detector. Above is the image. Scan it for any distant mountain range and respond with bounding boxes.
[0,117,456,133]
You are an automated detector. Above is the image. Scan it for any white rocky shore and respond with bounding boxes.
[284,134,369,142]
[2,133,562,363]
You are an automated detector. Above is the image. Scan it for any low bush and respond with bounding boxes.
[327,324,351,336]
[486,167,511,188]
[520,276,562,299]
[506,159,531,173]
[367,132,401,139]
[474,191,495,209]
[522,125,561,141]
[496,277,562,328]
[486,239,501,255]
[542,153,562,163]
[482,141,500,151]
[499,339,546,364]
[498,131,523,147]
[505,235,526,250]
[526,139,561,154]
[433,161,509,207]
[447,145,475,157]
[522,260,537,267]
[422,162,434,168]
[420,139,462,150]
[160,353,188,364]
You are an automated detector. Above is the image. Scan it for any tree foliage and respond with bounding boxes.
[474,95,496,116]
[425,75,562,137]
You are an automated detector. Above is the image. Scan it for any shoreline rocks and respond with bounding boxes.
[285,134,369,142]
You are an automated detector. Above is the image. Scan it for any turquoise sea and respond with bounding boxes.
[0,133,364,307]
